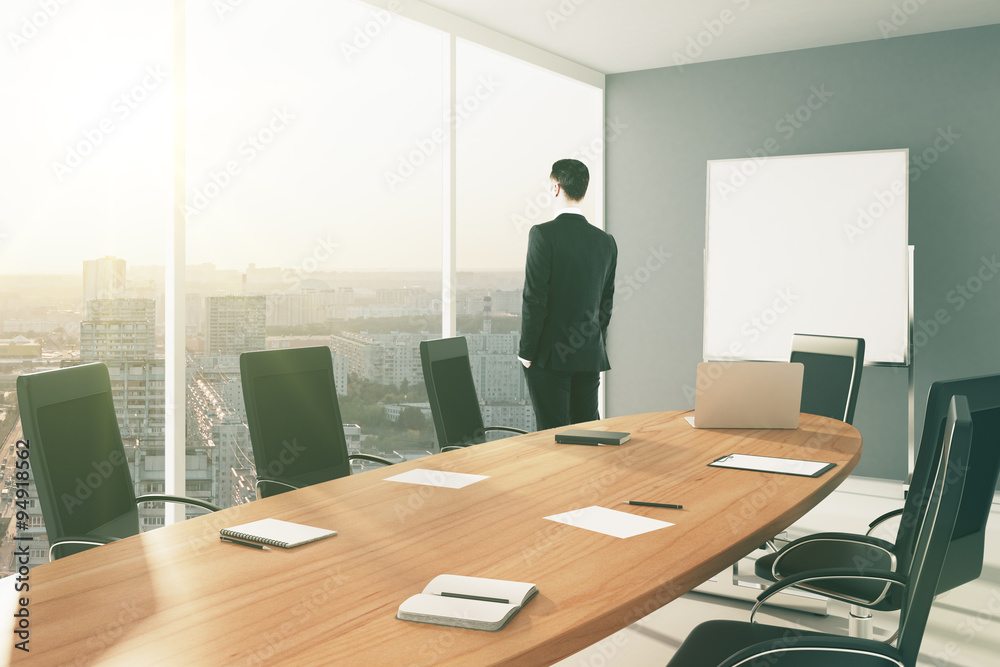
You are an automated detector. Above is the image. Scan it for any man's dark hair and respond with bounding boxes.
[551,159,589,202]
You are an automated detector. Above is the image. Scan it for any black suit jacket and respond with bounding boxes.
[518,213,617,372]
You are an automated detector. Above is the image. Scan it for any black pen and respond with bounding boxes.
[622,501,684,510]
[440,592,509,604]
[220,536,270,550]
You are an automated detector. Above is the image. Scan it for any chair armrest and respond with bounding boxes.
[867,507,903,535]
[348,453,395,467]
[720,634,903,667]
[484,426,527,435]
[49,535,119,561]
[770,532,895,579]
[255,478,301,495]
[137,494,222,513]
[751,568,906,622]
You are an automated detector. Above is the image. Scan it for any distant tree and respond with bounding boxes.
[399,406,426,431]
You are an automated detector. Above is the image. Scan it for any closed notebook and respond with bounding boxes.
[555,429,630,446]
[220,518,336,549]
[397,574,538,632]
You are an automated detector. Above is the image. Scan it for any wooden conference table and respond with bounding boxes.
[13,410,860,666]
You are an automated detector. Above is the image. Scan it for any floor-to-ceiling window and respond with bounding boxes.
[184,0,445,508]
[0,0,174,568]
[0,0,602,566]
[455,40,604,434]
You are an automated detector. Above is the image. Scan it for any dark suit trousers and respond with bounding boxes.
[523,365,600,431]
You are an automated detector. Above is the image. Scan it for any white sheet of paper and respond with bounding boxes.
[544,505,674,539]
[684,416,696,427]
[383,468,488,489]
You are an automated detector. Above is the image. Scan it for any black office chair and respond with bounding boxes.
[754,373,1000,635]
[792,333,865,424]
[667,394,973,667]
[419,337,526,452]
[16,363,221,561]
[240,346,393,498]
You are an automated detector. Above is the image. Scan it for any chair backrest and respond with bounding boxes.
[16,363,140,557]
[419,337,487,450]
[240,346,351,497]
[897,395,973,666]
[894,373,1000,593]
[789,333,865,424]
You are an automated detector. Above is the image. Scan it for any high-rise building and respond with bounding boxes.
[329,331,435,388]
[80,298,156,363]
[79,295,213,541]
[80,298,160,443]
[205,296,266,355]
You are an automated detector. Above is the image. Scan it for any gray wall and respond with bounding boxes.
[605,24,1000,480]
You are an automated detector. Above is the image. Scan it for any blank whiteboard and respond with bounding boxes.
[704,149,909,364]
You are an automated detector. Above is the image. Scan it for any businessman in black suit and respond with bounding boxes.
[518,159,617,431]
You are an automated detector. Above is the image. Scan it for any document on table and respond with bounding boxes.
[709,453,835,477]
[384,468,489,489]
[544,505,674,539]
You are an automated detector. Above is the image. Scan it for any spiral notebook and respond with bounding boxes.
[220,518,336,548]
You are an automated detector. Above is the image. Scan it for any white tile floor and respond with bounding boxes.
[555,477,1000,666]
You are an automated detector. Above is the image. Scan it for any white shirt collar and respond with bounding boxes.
[554,207,583,217]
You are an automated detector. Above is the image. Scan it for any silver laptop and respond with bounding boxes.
[693,362,804,429]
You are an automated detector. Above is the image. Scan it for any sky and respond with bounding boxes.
[0,0,601,276]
